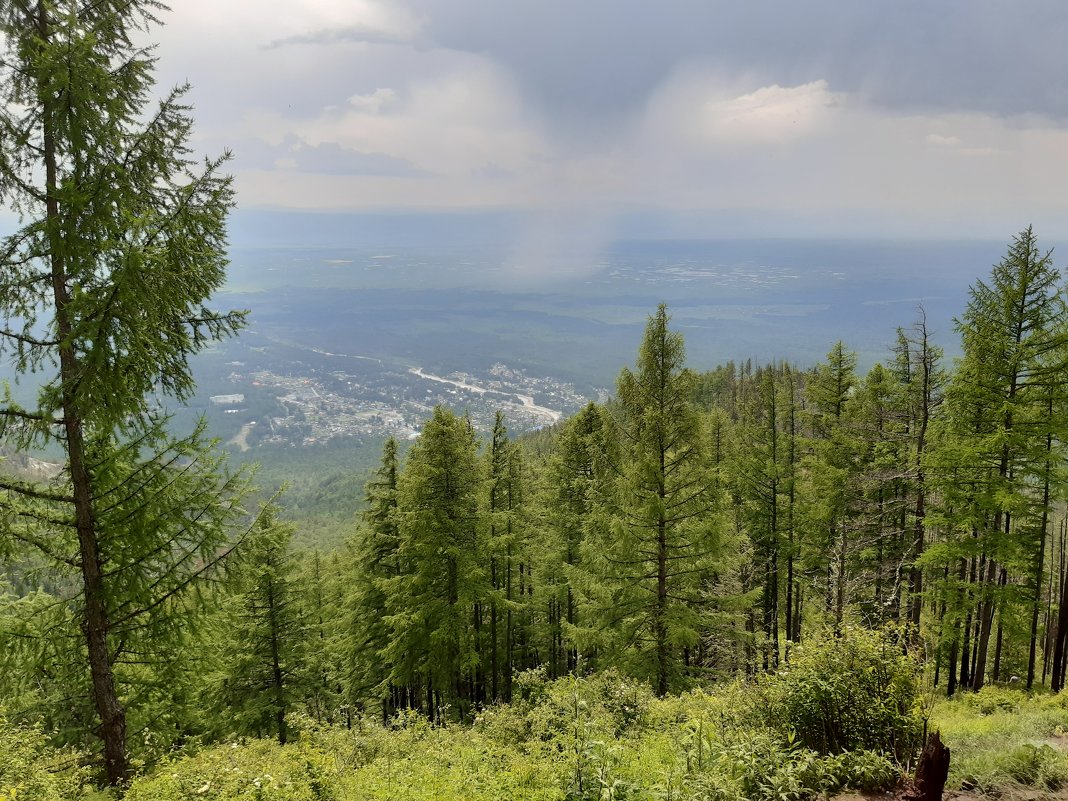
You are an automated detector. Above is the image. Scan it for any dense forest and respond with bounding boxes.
[5,2,1068,799]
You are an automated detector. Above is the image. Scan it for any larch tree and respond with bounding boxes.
[802,341,860,630]
[0,0,248,783]
[734,364,790,667]
[348,436,403,717]
[585,305,725,695]
[942,227,1068,691]
[212,506,305,746]
[481,411,533,702]
[892,314,945,636]
[537,402,609,678]
[385,407,484,720]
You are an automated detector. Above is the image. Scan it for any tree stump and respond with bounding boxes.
[905,730,951,801]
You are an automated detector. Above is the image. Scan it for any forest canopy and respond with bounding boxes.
[2,2,1068,798]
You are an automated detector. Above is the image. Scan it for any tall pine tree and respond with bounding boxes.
[584,305,725,695]
[0,2,248,780]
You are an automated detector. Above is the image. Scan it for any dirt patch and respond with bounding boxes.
[228,422,253,452]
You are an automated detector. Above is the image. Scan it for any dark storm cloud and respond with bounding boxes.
[151,0,1068,230]
[403,0,1068,124]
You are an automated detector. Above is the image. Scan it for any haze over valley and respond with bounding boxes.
[184,234,1038,457]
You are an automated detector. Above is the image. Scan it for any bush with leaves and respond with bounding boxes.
[932,690,1068,794]
[766,625,921,760]
[0,712,91,801]
[123,737,341,801]
[681,729,897,801]
[958,685,1026,716]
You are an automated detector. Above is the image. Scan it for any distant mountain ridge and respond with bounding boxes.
[0,447,62,482]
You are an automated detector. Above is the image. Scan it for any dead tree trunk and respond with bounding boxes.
[905,731,950,801]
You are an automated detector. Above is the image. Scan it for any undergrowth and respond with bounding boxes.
[26,628,1068,800]
[932,685,1068,797]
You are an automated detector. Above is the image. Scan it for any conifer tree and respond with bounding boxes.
[938,227,1068,691]
[299,550,345,724]
[585,305,724,695]
[386,407,484,720]
[483,412,528,701]
[735,365,790,666]
[0,1,247,781]
[537,402,610,677]
[802,342,860,630]
[892,315,945,635]
[349,437,402,716]
[212,507,304,745]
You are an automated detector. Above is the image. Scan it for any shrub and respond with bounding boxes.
[767,625,921,760]
[681,729,897,801]
[959,685,1026,715]
[0,713,90,801]
[123,739,341,801]
[821,749,899,793]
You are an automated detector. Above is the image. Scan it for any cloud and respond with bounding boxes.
[405,0,1068,126]
[257,0,423,49]
[236,134,425,176]
[470,163,515,181]
[349,88,397,112]
[622,71,1068,233]
[139,1,1068,236]
[264,24,415,49]
[252,58,546,181]
[698,80,840,143]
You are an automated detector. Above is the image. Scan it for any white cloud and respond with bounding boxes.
[639,71,843,153]
[698,80,840,143]
[348,88,397,112]
[252,57,546,181]
[926,133,962,146]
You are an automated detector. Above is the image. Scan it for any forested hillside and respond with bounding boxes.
[5,2,1068,799]
[333,230,1068,723]
[5,227,1068,794]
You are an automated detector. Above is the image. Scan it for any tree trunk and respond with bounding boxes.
[1051,539,1068,691]
[1027,417,1053,688]
[39,3,127,781]
[490,557,499,700]
[972,553,999,691]
[656,478,669,696]
[905,731,950,801]
[267,573,287,745]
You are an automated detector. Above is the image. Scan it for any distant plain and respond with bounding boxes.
[212,237,1031,396]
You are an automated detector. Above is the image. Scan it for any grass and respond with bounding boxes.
[14,629,1068,800]
[932,686,1068,797]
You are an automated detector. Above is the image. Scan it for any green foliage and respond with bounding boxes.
[475,671,901,801]
[998,743,1068,790]
[346,438,401,716]
[0,0,251,783]
[582,305,728,695]
[767,625,921,759]
[207,507,306,745]
[958,684,1027,715]
[0,712,90,801]
[931,690,1068,794]
[930,226,1068,692]
[385,407,485,718]
[113,673,1068,801]
[124,737,341,801]
[681,731,896,801]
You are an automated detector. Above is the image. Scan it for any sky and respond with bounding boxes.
[137,1,1068,239]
